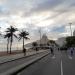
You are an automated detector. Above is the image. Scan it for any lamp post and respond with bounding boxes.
[38,27,42,46]
[0,27,1,35]
[69,23,72,36]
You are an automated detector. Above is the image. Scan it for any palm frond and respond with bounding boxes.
[18,37,22,41]
[18,30,29,41]
[24,36,30,40]
[13,34,18,38]
[4,33,11,38]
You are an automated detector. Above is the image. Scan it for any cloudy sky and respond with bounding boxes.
[0,0,75,50]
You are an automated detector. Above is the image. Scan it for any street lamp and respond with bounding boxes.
[0,27,1,35]
[38,27,42,46]
[69,23,72,36]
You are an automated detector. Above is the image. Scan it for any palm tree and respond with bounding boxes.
[4,33,11,53]
[19,30,29,53]
[5,26,18,54]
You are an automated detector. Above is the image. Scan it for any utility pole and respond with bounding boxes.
[39,27,42,46]
[69,23,72,36]
[0,27,1,35]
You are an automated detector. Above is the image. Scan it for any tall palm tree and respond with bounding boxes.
[6,26,18,54]
[19,30,29,52]
[4,33,11,53]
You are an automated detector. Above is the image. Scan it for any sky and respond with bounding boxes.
[0,0,75,50]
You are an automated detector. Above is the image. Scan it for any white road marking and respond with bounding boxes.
[68,55,72,59]
[52,55,56,59]
[61,60,63,75]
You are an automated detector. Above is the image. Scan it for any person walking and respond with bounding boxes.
[50,47,54,55]
[23,48,26,56]
[70,47,74,56]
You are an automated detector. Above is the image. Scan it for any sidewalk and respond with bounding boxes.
[0,50,50,75]
[0,50,47,64]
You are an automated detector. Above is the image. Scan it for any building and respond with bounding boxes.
[25,34,57,49]
[55,37,66,47]
[37,34,49,46]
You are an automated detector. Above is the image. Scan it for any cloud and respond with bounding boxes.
[0,0,75,44]
[31,0,63,12]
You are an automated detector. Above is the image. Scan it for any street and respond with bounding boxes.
[17,50,75,75]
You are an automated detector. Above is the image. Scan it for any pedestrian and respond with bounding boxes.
[23,48,26,56]
[50,47,54,55]
[49,46,51,53]
[70,47,74,56]
[58,47,60,51]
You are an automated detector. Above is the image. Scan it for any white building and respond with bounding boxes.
[25,34,57,48]
[37,34,49,45]
[56,37,66,47]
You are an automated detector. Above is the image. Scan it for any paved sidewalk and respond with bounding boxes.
[0,50,47,64]
[0,51,49,75]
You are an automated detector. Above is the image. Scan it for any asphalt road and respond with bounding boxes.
[17,50,75,75]
[61,51,75,75]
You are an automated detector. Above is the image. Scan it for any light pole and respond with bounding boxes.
[38,27,42,46]
[69,23,72,36]
[0,27,1,35]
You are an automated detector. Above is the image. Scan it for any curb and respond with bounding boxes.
[0,51,46,65]
[1,51,50,75]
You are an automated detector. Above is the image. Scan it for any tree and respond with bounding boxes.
[66,36,75,48]
[4,33,11,53]
[5,26,18,54]
[19,30,29,53]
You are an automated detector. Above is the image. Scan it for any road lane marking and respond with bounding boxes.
[61,60,63,75]
[51,55,56,59]
[68,55,72,59]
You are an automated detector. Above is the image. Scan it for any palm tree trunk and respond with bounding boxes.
[23,37,24,51]
[23,37,26,56]
[10,42,12,54]
[10,36,12,54]
[7,38,9,53]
